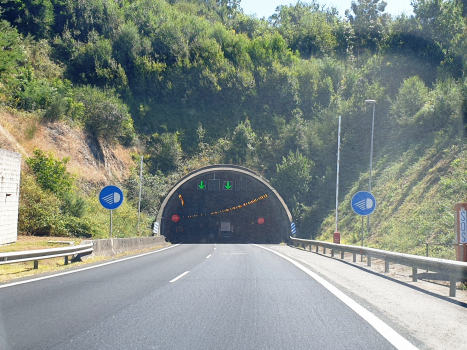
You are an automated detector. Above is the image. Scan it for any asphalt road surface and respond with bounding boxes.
[0,244,411,349]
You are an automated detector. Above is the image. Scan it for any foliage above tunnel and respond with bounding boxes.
[1,0,465,246]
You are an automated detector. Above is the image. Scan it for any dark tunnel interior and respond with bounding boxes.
[161,170,289,244]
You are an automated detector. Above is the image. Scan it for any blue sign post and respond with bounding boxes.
[99,186,124,238]
[351,191,376,248]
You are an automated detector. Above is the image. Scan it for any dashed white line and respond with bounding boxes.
[206,254,212,259]
[170,271,190,283]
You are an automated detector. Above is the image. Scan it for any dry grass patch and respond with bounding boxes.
[0,236,168,283]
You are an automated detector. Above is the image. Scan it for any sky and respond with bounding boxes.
[240,0,414,19]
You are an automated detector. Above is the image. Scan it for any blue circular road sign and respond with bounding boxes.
[351,191,376,216]
[99,185,124,210]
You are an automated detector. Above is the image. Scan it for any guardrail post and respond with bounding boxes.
[315,245,319,253]
[353,253,356,262]
[449,276,457,297]
[412,267,417,282]
[64,256,69,265]
[331,249,335,257]
[34,261,38,269]
[323,247,326,254]
[309,244,312,252]
[385,260,390,273]
[367,256,371,266]
[340,251,345,259]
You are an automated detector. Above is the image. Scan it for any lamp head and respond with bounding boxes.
[365,100,376,104]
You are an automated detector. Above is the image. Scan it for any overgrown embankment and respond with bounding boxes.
[318,130,466,259]
[0,107,155,239]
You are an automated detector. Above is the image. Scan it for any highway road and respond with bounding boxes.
[0,244,414,349]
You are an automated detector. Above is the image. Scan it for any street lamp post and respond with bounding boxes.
[365,100,376,232]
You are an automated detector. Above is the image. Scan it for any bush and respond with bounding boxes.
[26,148,75,197]
[61,192,86,218]
[19,173,95,237]
[18,173,66,236]
[73,86,135,143]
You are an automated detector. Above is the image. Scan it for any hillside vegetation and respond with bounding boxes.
[0,0,465,256]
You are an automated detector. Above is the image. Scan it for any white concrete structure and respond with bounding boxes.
[0,148,21,245]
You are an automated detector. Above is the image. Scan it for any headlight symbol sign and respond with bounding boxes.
[99,185,124,210]
[351,191,376,216]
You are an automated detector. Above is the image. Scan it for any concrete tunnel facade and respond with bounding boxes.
[154,165,293,244]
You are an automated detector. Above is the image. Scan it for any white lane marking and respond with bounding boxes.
[253,245,418,350]
[0,244,180,289]
[170,271,190,283]
[206,254,212,259]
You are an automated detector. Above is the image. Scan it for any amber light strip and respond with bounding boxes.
[182,194,269,219]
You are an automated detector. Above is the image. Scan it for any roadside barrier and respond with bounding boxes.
[291,237,467,297]
[0,243,93,269]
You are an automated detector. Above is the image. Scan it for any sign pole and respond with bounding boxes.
[361,216,364,261]
[110,209,113,239]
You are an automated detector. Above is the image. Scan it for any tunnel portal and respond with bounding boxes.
[155,165,292,244]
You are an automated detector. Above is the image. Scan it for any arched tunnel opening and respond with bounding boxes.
[156,166,292,244]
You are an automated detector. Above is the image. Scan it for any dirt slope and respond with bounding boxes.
[0,108,136,186]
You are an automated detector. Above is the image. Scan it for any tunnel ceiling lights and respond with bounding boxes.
[180,194,269,219]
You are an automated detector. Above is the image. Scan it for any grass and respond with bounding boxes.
[0,235,168,283]
[316,130,466,260]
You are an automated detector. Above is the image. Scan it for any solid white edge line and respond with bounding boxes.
[170,271,190,283]
[0,244,180,289]
[253,244,418,350]
[206,254,212,259]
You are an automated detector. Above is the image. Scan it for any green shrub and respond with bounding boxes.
[18,173,66,236]
[73,86,135,143]
[61,192,87,218]
[43,95,67,121]
[26,148,75,197]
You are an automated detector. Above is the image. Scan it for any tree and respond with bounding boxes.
[345,0,390,62]
[73,86,135,143]
[270,1,338,59]
[224,118,257,165]
[0,20,24,78]
[146,132,183,174]
[412,0,466,57]
[271,149,313,211]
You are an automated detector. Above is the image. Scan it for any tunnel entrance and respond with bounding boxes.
[155,165,292,244]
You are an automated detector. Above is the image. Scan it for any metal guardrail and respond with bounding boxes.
[291,237,467,297]
[0,243,94,269]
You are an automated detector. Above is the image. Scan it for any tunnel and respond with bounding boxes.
[154,165,292,244]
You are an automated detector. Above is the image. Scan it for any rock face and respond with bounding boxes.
[0,108,135,188]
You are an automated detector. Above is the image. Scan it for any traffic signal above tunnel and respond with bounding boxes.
[155,165,292,244]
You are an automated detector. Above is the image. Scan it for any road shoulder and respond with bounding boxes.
[264,244,466,350]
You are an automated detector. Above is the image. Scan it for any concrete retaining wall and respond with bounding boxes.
[0,149,21,245]
[82,236,168,257]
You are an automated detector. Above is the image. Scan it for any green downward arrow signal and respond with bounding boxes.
[224,181,232,190]
[198,181,206,189]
